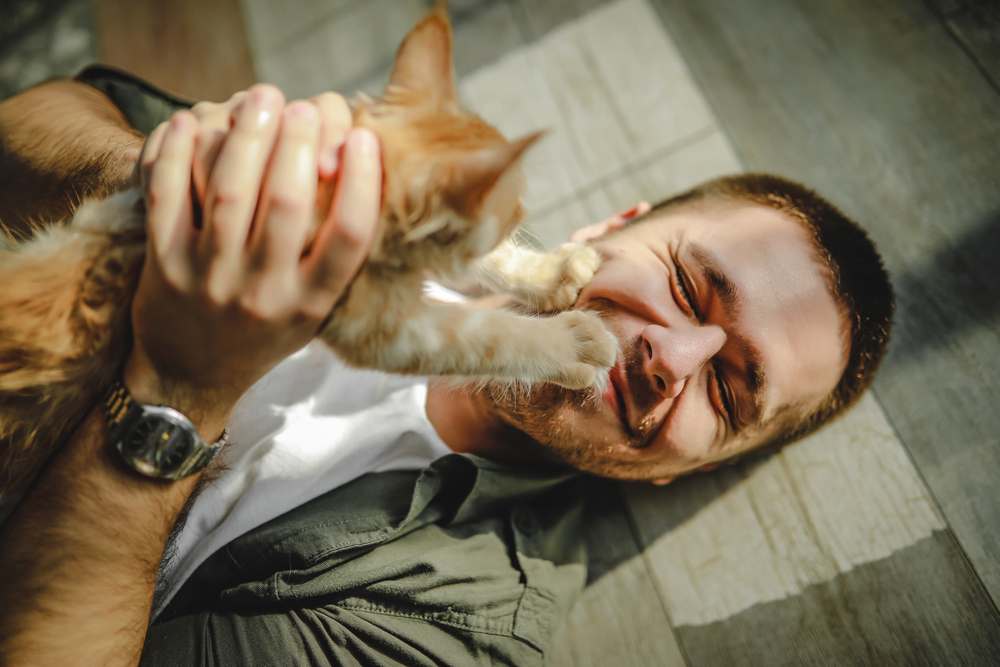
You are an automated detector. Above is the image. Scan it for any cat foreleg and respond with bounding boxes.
[323,296,617,391]
[474,239,602,313]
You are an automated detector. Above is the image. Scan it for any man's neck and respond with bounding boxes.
[425,380,550,467]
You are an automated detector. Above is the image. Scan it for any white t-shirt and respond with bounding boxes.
[152,339,453,619]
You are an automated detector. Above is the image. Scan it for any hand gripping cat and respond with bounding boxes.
[0,6,617,504]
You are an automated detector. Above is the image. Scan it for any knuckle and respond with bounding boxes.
[328,220,367,252]
[145,182,166,209]
[200,275,233,309]
[268,191,309,219]
[159,263,190,294]
[236,286,291,323]
[208,188,240,216]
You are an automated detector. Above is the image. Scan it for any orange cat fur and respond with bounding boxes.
[0,6,615,514]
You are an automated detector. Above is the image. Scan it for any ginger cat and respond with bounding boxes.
[0,6,616,514]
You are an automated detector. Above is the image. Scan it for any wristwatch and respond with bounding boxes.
[103,380,229,480]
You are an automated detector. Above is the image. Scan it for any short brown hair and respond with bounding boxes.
[638,173,894,452]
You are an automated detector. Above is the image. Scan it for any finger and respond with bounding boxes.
[303,128,381,300]
[310,92,352,180]
[193,91,250,196]
[198,83,284,266]
[192,124,226,206]
[192,92,267,229]
[248,101,321,272]
[139,121,168,192]
[146,112,197,263]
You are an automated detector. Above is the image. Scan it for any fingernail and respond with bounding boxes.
[286,101,318,122]
[246,85,280,127]
[249,84,278,106]
[348,128,378,157]
[621,205,640,219]
[170,112,191,130]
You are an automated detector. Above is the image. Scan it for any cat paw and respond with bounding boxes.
[527,243,602,313]
[547,310,617,391]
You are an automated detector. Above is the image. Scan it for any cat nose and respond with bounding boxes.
[640,322,726,399]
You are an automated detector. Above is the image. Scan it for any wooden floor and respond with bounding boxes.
[5,0,999,663]
[244,0,1000,663]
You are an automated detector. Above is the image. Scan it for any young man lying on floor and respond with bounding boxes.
[0,72,892,665]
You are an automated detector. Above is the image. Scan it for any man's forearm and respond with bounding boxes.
[0,399,229,665]
[0,78,143,237]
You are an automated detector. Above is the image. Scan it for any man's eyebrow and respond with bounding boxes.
[689,242,768,433]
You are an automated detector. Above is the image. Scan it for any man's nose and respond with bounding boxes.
[640,322,727,399]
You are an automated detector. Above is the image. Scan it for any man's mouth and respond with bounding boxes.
[603,363,634,438]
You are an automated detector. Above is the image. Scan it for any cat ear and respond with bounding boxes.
[388,4,456,105]
[446,131,545,214]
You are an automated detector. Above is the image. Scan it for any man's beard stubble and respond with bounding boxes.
[482,302,656,479]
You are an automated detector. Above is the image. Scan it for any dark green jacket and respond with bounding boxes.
[142,454,593,666]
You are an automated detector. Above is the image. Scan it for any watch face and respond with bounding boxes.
[119,406,197,477]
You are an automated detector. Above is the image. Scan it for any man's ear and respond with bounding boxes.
[651,476,675,486]
[570,201,651,242]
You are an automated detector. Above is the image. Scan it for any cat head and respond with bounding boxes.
[354,4,543,271]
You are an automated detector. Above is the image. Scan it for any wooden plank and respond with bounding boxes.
[674,534,1000,665]
[625,394,947,626]
[647,0,1000,627]
[450,0,525,79]
[238,0,357,57]
[523,128,737,249]
[462,0,720,216]
[461,45,591,212]
[254,0,426,99]
[548,478,687,667]
[511,0,612,40]
[625,393,1000,663]
[93,0,255,101]
[574,0,714,163]
[944,1,1000,92]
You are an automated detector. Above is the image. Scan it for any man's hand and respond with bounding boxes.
[126,84,381,434]
[0,83,381,667]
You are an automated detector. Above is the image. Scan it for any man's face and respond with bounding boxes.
[491,201,847,481]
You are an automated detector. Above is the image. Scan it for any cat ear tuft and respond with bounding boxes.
[388,7,456,105]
